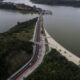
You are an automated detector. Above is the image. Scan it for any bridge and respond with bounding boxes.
[7,13,45,80]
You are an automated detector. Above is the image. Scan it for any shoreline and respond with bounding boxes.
[0,2,42,14]
[45,29,80,66]
[30,0,80,7]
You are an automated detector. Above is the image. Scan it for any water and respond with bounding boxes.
[43,7,80,57]
[0,9,38,32]
[3,0,80,57]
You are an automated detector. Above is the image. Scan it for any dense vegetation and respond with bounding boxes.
[0,17,37,80]
[0,2,41,14]
[31,0,80,7]
[25,49,80,80]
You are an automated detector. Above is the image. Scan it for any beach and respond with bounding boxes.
[45,29,80,66]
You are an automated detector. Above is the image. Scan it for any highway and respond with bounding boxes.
[7,14,43,80]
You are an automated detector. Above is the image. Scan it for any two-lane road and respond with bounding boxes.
[7,14,43,80]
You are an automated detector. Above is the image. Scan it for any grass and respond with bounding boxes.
[0,17,38,80]
[41,24,49,53]
[25,49,80,80]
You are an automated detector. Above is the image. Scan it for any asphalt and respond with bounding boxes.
[7,15,42,80]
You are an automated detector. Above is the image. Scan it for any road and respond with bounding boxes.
[7,14,43,80]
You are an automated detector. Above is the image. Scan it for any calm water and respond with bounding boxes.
[43,7,80,57]
[3,0,80,57]
[0,9,38,32]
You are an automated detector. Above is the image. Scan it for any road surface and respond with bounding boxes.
[7,14,44,80]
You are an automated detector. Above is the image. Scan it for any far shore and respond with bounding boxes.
[0,2,42,14]
[45,29,80,66]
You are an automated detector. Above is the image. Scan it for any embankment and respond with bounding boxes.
[45,29,80,66]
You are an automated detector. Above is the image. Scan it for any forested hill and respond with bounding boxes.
[31,0,80,7]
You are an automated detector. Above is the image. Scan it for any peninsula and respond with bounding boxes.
[0,2,42,13]
[0,17,38,80]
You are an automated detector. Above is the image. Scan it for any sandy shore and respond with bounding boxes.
[45,29,80,66]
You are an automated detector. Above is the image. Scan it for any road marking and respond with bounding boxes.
[16,15,44,80]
